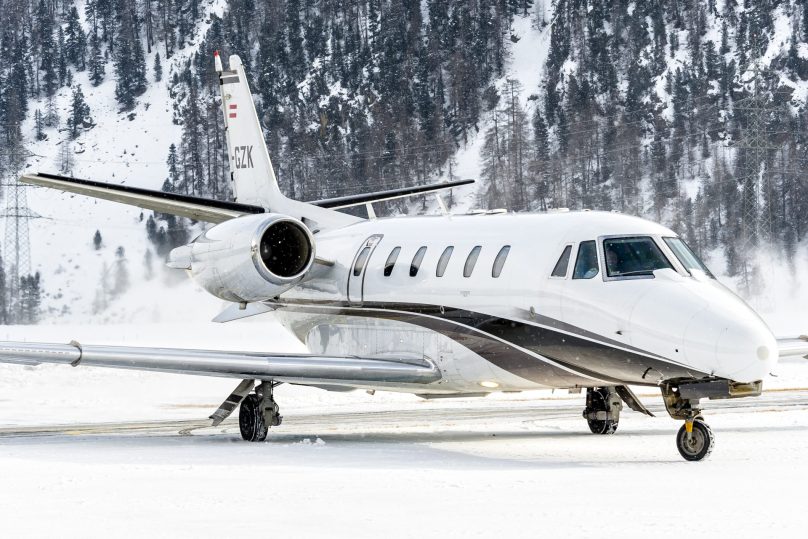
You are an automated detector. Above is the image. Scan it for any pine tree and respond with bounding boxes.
[93,229,103,250]
[18,273,41,325]
[38,1,58,97]
[44,95,59,127]
[532,111,550,162]
[166,143,181,190]
[88,32,105,86]
[65,6,87,70]
[112,246,129,297]
[67,85,93,139]
[180,71,204,194]
[153,52,162,82]
[57,26,68,87]
[113,1,147,110]
[58,142,75,174]
[34,109,47,141]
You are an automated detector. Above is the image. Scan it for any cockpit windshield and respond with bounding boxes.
[603,237,672,278]
[663,237,715,279]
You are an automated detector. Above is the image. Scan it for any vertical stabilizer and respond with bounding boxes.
[215,53,359,229]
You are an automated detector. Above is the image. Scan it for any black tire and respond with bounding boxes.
[239,394,268,442]
[587,419,618,435]
[676,419,714,461]
[585,387,618,435]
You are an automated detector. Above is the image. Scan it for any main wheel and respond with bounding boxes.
[239,394,268,442]
[587,418,618,435]
[676,419,714,461]
[585,387,619,435]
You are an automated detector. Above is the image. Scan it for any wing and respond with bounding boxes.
[778,336,808,359]
[21,172,265,223]
[0,341,440,385]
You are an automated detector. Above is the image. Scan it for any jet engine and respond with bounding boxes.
[168,213,315,302]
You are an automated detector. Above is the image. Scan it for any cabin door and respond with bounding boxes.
[347,235,383,305]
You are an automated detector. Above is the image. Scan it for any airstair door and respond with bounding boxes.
[347,235,383,305]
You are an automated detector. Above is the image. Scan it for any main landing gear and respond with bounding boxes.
[239,381,283,442]
[583,387,622,435]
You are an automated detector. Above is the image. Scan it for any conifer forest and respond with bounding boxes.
[2,0,808,322]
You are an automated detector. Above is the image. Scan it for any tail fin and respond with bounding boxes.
[214,52,358,229]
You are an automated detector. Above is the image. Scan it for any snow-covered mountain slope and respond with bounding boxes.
[17,0,229,323]
[3,0,808,333]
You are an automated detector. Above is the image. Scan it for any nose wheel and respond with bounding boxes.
[676,418,714,461]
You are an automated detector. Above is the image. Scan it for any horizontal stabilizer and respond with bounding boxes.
[21,173,265,223]
[778,336,808,359]
[0,341,441,385]
[310,178,475,209]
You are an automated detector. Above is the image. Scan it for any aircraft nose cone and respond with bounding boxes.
[684,306,776,383]
[714,315,777,383]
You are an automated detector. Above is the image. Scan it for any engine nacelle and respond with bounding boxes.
[168,213,315,302]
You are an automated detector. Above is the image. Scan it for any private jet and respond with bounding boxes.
[2,53,807,461]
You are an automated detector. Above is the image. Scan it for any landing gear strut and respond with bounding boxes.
[239,381,282,442]
[583,387,622,435]
[661,383,715,461]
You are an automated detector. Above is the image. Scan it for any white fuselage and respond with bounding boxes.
[267,211,776,395]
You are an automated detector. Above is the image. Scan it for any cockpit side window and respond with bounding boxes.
[663,237,715,279]
[551,245,572,278]
[603,237,672,278]
[572,241,599,279]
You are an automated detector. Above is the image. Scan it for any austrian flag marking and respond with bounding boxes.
[229,104,237,118]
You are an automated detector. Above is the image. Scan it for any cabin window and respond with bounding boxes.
[603,237,672,278]
[410,246,427,277]
[464,246,482,277]
[384,247,401,277]
[663,237,715,279]
[436,246,454,277]
[551,245,572,278]
[492,246,510,278]
[572,241,599,279]
[353,247,371,277]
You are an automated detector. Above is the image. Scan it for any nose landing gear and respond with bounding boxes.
[583,387,622,434]
[662,383,715,461]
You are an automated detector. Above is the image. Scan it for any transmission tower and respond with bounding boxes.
[733,62,777,299]
[1,178,40,308]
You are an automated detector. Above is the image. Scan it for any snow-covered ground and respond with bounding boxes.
[1,305,808,538]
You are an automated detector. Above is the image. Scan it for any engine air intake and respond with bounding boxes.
[259,220,312,278]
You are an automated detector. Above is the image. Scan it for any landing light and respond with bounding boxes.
[479,381,499,389]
